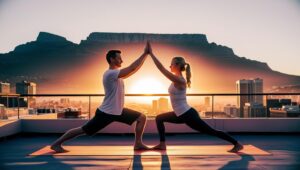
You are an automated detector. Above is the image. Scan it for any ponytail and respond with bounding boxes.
[173,56,191,88]
[185,63,191,88]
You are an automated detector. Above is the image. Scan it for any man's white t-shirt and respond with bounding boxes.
[98,69,124,115]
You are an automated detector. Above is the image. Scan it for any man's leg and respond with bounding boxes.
[134,114,149,150]
[51,127,85,153]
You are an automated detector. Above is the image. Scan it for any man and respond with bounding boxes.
[51,43,150,152]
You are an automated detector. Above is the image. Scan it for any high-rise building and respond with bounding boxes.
[204,97,210,108]
[253,78,263,104]
[236,78,263,117]
[16,81,36,95]
[16,81,37,107]
[152,100,158,115]
[0,82,10,94]
[158,97,168,113]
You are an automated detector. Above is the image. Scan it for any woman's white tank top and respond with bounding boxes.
[168,82,191,116]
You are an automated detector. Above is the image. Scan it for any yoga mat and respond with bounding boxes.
[30,145,270,156]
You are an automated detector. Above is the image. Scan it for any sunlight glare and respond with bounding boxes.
[128,77,166,94]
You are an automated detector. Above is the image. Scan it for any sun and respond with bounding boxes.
[128,77,166,94]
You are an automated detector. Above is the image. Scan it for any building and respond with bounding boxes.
[243,102,266,117]
[16,81,37,107]
[152,100,158,115]
[16,81,36,95]
[0,82,10,94]
[204,97,210,108]
[0,104,7,119]
[266,99,280,117]
[270,105,300,117]
[279,99,291,106]
[204,111,228,118]
[158,97,168,113]
[236,78,263,117]
[224,104,239,117]
[253,78,263,104]
[0,97,28,108]
[266,99,292,117]
[60,98,70,106]
[236,79,252,117]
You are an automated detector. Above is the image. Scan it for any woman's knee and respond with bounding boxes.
[155,115,164,123]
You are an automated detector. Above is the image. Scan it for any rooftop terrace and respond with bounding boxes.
[1,93,300,169]
[0,133,300,170]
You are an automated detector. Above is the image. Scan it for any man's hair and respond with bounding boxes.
[106,50,121,64]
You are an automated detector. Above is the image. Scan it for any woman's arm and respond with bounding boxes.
[148,43,185,84]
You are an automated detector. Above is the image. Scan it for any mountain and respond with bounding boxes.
[84,32,208,43]
[0,32,299,93]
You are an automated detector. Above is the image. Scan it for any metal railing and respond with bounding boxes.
[0,93,300,120]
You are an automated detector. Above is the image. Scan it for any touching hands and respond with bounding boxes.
[144,41,153,56]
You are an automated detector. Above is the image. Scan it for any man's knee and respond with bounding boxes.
[137,113,146,122]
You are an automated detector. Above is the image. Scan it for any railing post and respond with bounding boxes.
[212,95,214,119]
[17,96,20,119]
[88,96,91,120]
[265,94,268,118]
[6,95,8,109]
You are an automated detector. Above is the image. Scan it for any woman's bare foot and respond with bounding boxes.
[50,144,69,153]
[134,143,150,150]
[152,143,167,150]
[228,142,243,153]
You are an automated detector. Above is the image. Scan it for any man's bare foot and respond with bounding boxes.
[228,143,243,153]
[152,143,167,150]
[50,145,69,153]
[134,143,150,150]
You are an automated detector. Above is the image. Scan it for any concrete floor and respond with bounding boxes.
[0,133,300,170]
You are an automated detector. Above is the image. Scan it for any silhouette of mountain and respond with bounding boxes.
[0,32,299,93]
[36,32,68,42]
[84,32,208,43]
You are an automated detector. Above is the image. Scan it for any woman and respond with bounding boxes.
[148,42,243,152]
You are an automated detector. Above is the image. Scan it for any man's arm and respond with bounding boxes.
[118,43,149,79]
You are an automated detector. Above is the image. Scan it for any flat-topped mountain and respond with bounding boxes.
[85,32,208,43]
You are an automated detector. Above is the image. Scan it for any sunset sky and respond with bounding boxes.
[0,0,300,76]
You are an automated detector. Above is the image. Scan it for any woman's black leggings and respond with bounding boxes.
[155,108,238,145]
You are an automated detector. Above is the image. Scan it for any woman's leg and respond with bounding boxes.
[181,109,243,152]
[154,112,184,149]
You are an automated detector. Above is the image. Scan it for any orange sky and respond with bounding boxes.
[67,43,208,95]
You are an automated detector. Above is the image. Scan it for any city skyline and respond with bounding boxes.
[1,79,300,119]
